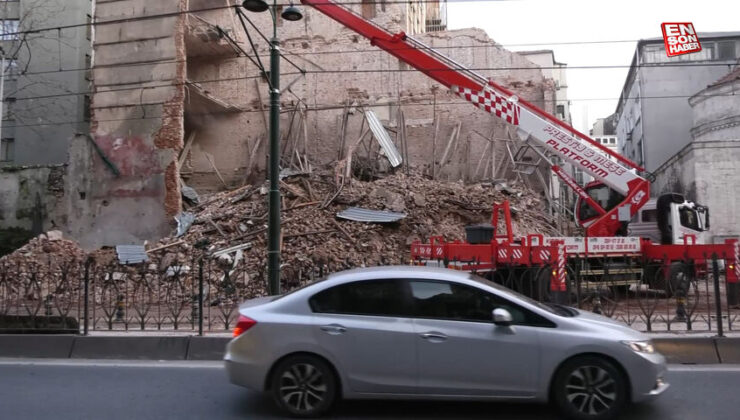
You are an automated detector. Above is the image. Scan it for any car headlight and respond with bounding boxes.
[622,340,655,354]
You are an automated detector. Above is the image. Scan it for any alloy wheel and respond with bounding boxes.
[565,365,617,416]
[278,363,328,413]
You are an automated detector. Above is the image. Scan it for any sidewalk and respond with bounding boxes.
[1,334,740,363]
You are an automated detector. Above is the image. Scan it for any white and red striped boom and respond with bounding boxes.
[301,0,651,236]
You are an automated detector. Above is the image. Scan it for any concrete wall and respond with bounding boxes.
[0,0,92,167]
[0,165,67,233]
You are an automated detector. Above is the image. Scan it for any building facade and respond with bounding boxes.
[518,50,572,125]
[615,32,740,173]
[591,113,618,156]
[651,67,740,242]
[0,0,93,166]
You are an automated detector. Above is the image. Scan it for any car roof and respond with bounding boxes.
[326,265,473,282]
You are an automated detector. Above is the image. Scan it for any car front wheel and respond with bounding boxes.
[552,356,628,420]
[270,355,338,418]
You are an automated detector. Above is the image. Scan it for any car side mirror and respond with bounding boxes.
[492,308,513,327]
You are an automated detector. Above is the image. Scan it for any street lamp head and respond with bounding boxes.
[242,0,269,13]
[281,5,304,21]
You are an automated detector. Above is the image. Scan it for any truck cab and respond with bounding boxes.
[628,194,710,245]
[575,181,709,245]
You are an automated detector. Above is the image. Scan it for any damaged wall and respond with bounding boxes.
[182,1,554,191]
[0,165,67,233]
[80,0,188,248]
[79,0,554,246]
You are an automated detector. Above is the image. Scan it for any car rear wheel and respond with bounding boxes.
[270,355,337,418]
[552,356,628,420]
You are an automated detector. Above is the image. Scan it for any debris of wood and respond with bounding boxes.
[203,152,228,188]
[146,241,186,253]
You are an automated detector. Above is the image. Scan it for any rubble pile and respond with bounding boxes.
[145,170,557,293]
[0,171,557,300]
[0,231,86,270]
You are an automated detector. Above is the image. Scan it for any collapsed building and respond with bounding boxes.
[2,0,563,251]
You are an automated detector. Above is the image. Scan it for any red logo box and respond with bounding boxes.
[661,23,702,57]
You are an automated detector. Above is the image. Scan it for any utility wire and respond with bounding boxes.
[7,58,738,82]
[4,90,738,131]
[4,59,738,104]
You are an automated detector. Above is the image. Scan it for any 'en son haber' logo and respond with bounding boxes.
[661,23,702,57]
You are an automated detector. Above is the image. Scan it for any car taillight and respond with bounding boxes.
[233,315,257,337]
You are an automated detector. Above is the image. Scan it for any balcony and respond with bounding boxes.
[185,14,240,59]
[185,81,242,117]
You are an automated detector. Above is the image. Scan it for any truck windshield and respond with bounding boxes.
[679,207,701,231]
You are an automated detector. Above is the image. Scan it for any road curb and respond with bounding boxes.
[0,335,736,363]
[70,336,190,360]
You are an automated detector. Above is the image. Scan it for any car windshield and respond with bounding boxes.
[468,273,576,317]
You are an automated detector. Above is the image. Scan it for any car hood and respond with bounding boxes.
[572,309,647,339]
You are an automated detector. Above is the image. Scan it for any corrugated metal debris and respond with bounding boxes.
[336,207,407,223]
[175,212,196,237]
[365,111,402,167]
[116,245,148,265]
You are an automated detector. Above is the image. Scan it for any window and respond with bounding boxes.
[0,19,19,41]
[609,138,616,144]
[3,96,14,120]
[717,41,736,60]
[0,138,14,162]
[556,105,565,120]
[408,280,554,326]
[83,95,91,122]
[642,209,657,223]
[85,54,92,81]
[86,14,92,41]
[679,207,701,231]
[361,0,376,19]
[310,279,408,317]
[578,183,625,222]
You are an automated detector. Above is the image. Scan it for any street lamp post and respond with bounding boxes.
[242,0,303,296]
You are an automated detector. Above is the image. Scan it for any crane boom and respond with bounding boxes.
[300,0,651,236]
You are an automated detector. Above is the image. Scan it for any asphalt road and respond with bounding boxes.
[0,359,738,420]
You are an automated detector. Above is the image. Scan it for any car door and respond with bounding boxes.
[410,279,546,397]
[310,279,418,394]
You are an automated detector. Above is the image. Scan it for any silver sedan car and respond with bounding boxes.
[225,266,668,419]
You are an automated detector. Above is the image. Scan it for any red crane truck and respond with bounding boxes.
[300,0,739,305]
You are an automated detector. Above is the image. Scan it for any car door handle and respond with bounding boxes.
[420,332,447,342]
[320,324,346,334]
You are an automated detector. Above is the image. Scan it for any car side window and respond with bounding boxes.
[409,280,554,327]
[309,279,408,317]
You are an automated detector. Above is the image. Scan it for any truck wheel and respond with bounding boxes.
[666,263,691,297]
[552,356,628,420]
[270,355,338,418]
[649,262,689,297]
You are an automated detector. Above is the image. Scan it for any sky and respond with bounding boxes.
[447,0,740,132]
